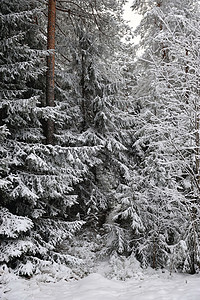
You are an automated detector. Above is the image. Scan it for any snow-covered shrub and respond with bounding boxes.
[60,231,105,278]
[105,252,143,280]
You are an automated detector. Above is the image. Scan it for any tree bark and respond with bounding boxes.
[46,0,56,144]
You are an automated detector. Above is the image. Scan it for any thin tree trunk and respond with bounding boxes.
[46,0,56,144]
[195,103,200,185]
[81,51,87,132]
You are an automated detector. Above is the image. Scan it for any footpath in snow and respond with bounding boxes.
[1,269,200,300]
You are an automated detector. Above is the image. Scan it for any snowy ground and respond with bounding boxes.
[1,269,200,300]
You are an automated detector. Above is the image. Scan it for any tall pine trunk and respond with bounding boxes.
[46,0,56,144]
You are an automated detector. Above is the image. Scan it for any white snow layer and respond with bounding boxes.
[1,270,200,300]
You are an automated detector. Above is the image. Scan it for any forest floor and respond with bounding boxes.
[1,267,200,300]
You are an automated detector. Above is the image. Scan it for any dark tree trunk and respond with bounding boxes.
[46,0,56,144]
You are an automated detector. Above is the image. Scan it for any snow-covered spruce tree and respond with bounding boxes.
[53,0,136,240]
[129,0,200,272]
[0,0,100,277]
[0,0,46,274]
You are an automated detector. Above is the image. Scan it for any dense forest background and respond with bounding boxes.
[0,0,200,279]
